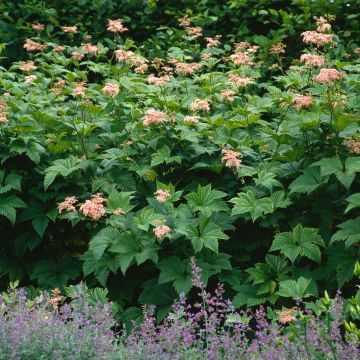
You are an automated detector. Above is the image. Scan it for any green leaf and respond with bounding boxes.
[289,167,323,194]
[277,277,312,298]
[0,194,26,224]
[107,190,135,213]
[345,193,360,213]
[151,145,181,167]
[157,256,192,294]
[134,208,164,231]
[230,190,272,221]
[90,227,121,260]
[331,217,360,248]
[270,224,324,263]
[186,184,228,217]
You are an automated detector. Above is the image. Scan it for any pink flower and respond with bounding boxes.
[134,64,148,74]
[184,115,200,124]
[205,36,221,48]
[154,189,171,203]
[62,26,78,34]
[113,208,126,215]
[278,309,296,324]
[228,75,252,87]
[142,109,167,126]
[315,68,342,83]
[190,99,210,112]
[147,74,170,87]
[0,99,8,124]
[229,52,252,66]
[185,26,203,39]
[301,31,333,46]
[316,17,332,33]
[53,45,66,52]
[292,94,313,110]
[71,51,84,61]
[81,43,98,55]
[343,137,360,154]
[107,19,128,33]
[24,39,46,52]
[25,75,37,84]
[201,53,213,61]
[179,17,192,27]
[72,82,86,97]
[300,53,325,67]
[221,148,242,169]
[114,49,135,62]
[79,193,107,220]
[19,61,36,72]
[101,83,120,98]
[220,90,235,102]
[58,196,78,213]
[31,23,45,31]
[175,62,202,75]
[270,42,286,55]
[153,225,171,239]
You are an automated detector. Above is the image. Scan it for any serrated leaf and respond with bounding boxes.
[331,217,360,248]
[289,167,323,194]
[277,277,312,298]
[270,224,324,263]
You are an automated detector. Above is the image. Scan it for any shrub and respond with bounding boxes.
[0,2,359,321]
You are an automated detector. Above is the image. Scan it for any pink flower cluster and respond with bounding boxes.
[0,99,8,124]
[316,16,332,33]
[79,193,107,220]
[147,74,170,87]
[142,109,167,126]
[190,99,211,112]
[72,82,86,97]
[174,61,203,75]
[81,43,99,55]
[183,115,200,124]
[153,225,171,239]
[343,137,360,154]
[205,36,221,48]
[301,31,333,46]
[228,75,252,87]
[315,68,342,83]
[101,83,120,98]
[134,64,148,74]
[178,17,192,27]
[31,23,45,31]
[185,26,203,40]
[58,196,78,213]
[25,75,37,84]
[114,50,147,67]
[51,80,66,95]
[53,45,66,53]
[71,51,84,61]
[24,39,46,52]
[154,189,171,203]
[19,61,36,72]
[270,42,286,55]
[229,42,258,66]
[62,26,78,34]
[292,94,313,111]
[220,89,235,102]
[221,148,242,169]
[300,53,325,67]
[107,19,128,33]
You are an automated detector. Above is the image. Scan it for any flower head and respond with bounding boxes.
[301,31,333,46]
[25,75,37,84]
[113,208,126,215]
[300,53,325,67]
[190,99,210,112]
[154,189,171,203]
[292,94,313,110]
[72,82,86,97]
[101,83,120,98]
[221,148,242,169]
[220,90,235,102]
[58,196,78,213]
[107,19,128,33]
[153,225,171,239]
[228,75,252,87]
[270,42,286,55]
[184,115,200,124]
[71,51,84,61]
[205,36,221,48]
[79,193,107,220]
[81,43,99,55]
[19,61,36,72]
[62,25,78,34]
[147,74,170,87]
[142,109,167,126]
[24,39,46,52]
[185,26,203,40]
[315,68,342,83]
[53,45,66,53]
[278,309,296,324]
[31,23,45,31]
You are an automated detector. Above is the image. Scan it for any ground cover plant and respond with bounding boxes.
[1,261,360,359]
[0,0,360,343]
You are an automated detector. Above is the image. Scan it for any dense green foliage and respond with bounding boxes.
[0,0,359,323]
